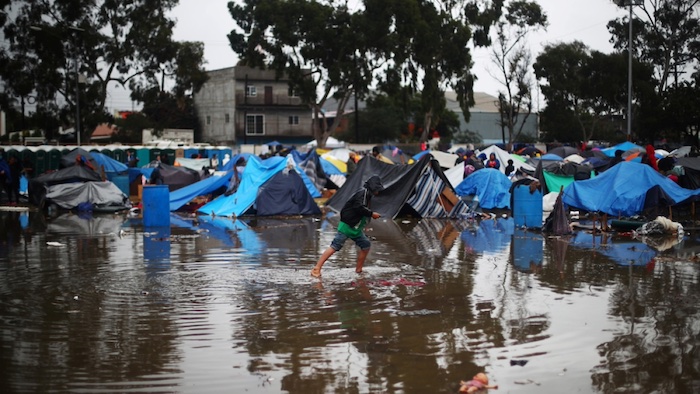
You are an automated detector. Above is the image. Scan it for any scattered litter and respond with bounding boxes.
[510,359,528,366]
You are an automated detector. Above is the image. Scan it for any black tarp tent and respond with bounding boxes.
[677,157,700,190]
[143,161,202,191]
[60,147,98,169]
[326,154,471,219]
[29,165,103,208]
[254,169,321,216]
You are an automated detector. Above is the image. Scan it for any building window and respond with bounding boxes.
[246,85,257,97]
[246,114,264,135]
[206,115,211,125]
[288,87,298,97]
[289,115,299,125]
[225,114,230,123]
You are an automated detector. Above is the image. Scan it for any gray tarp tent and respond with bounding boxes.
[45,181,130,210]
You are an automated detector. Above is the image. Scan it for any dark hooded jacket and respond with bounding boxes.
[340,175,383,227]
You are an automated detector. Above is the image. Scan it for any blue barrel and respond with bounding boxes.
[142,185,170,227]
[512,185,543,228]
[112,175,130,197]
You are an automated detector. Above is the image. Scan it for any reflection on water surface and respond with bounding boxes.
[0,211,698,393]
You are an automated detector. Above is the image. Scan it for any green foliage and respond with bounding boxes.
[338,95,403,144]
[608,0,700,93]
[228,0,507,147]
[136,88,201,133]
[491,1,547,150]
[534,41,657,143]
[338,92,462,145]
[0,0,206,143]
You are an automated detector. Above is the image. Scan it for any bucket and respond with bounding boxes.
[513,185,543,228]
[142,185,170,227]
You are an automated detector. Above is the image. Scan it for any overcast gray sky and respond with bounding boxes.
[109,0,626,111]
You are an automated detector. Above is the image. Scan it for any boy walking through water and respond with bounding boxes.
[311,175,384,277]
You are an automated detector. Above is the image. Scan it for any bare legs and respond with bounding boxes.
[356,248,369,274]
[311,247,335,277]
[310,247,370,277]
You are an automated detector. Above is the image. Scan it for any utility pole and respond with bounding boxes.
[626,1,642,141]
[75,58,81,146]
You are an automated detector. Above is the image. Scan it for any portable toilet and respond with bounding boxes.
[101,148,114,159]
[136,147,150,166]
[163,149,176,166]
[113,148,126,163]
[35,149,48,176]
[149,148,163,163]
[184,148,198,159]
[48,149,62,171]
[20,149,36,175]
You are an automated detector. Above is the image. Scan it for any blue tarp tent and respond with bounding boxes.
[199,156,288,216]
[91,152,128,174]
[563,161,700,216]
[455,168,512,209]
[198,156,320,217]
[169,171,233,211]
[601,141,644,157]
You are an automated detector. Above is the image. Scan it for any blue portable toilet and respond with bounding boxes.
[512,184,543,228]
[184,148,198,159]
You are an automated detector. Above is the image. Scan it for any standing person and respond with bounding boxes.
[504,159,515,176]
[5,155,21,206]
[0,149,10,204]
[346,151,358,175]
[311,175,384,277]
[210,154,219,170]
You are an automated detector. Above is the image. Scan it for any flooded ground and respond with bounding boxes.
[0,209,699,393]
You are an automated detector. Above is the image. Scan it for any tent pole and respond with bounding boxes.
[602,213,608,232]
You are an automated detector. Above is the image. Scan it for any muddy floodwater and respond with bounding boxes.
[1,210,699,394]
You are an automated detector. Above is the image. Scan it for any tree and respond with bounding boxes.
[228,0,379,148]
[608,0,700,93]
[489,0,547,150]
[228,0,507,148]
[534,42,655,142]
[336,92,463,145]
[663,81,700,144]
[0,0,207,143]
